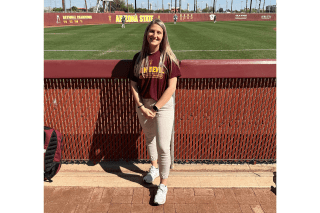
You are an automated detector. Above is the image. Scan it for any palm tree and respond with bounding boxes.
[213,0,215,13]
[249,0,252,13]
[231,0,233,13]
[62,0,65,11]
[263,0,265,13]
[85,0,88,12]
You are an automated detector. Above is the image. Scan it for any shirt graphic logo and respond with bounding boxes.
[140,66,165,79]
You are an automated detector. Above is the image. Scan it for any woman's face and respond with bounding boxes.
[147,24,164,49]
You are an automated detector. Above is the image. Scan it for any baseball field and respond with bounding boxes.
[44,21,276,60]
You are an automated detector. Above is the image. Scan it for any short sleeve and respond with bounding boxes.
[169,60,181,79]
[128,53,140,82]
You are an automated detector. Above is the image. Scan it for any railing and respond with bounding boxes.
[44,59,276,164]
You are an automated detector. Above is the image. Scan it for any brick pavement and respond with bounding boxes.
[44,186,276,213]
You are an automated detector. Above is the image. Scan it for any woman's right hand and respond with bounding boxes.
[140,106,156,119]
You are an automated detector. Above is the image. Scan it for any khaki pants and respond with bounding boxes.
[136,96,174,179]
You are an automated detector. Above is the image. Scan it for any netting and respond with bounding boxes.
[44,78,276,164]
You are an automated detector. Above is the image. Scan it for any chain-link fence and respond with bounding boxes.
[44,77,276,164]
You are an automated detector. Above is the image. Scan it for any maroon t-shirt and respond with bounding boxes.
[129,50,181,101]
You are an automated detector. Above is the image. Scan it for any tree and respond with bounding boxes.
[111,0,128,11]
[71,6,78,11]
[62,0,65,11]
[249,0,252,13]
[53,7,64,11]
[219,7,223,12]
[231,0,233,13]
[202,6,213,13]
[85,0,88,12]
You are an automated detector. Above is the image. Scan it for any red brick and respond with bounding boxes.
[132,193,144,204]
[165,195,175,204]
[175,204,198,213]
[212,188,225,199]
[100,188,115,203]
[174,188,184,195]
[45,187,73,204]
[133,188,144,196]
[240,204,254,213]
[132,203,153,213]
[44,187,56,204]
[174,194,186,204]
[217,203,242,213]
[194,188,214,196]
[74,204,88,213]
[163,203,175,213]
[86,203,110,213]
[260,204,276,213]
[233,188,255,197]
[111,195,132,203]
[196,204,219,213]
[212,188,237,204]
[250,205,265,213]
[167,187,174,195]
[152,205,164,213]
[89,187,105,203]
[252,189,276,205]
[108,204,132,213]
[67,187,95,204]
[194,196,215,204]
[184,195,195,204]
[114,188,134,196]
[236,195,259,205]
[184,188,195,196]
[44,202,68,213]
[61,203,78,213]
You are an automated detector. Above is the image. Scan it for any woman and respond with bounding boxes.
[129,19,181,205]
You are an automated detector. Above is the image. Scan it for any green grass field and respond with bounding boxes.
[44,21,276,60]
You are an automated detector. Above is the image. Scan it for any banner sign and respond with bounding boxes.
[116,15,154,23]
[235,14,247,19]
[61,15,93,24]
[261,15,271,19]
[44,13,276,27]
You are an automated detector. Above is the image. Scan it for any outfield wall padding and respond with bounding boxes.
[44,12,276,27]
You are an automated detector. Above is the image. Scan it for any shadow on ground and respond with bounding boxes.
[86,160,159,205]
[271,171,276,195]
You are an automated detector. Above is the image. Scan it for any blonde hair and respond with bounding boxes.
[134,19,180,78]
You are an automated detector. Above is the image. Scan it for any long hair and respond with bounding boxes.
[134,19,180,78]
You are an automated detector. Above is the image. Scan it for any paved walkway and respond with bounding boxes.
[44,163,276,213]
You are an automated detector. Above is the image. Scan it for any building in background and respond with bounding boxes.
[266,5,276,13]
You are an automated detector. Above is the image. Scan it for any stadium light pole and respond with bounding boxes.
[241,1,243,12]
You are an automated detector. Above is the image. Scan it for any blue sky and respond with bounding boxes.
[44,0,277,11]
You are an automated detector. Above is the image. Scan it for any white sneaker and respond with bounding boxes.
[154,184,168,205]
[143,166,159,183]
